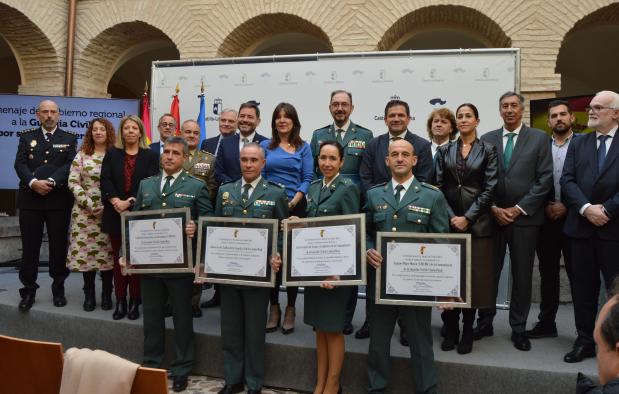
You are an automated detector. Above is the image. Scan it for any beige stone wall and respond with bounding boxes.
[1,0,617,110]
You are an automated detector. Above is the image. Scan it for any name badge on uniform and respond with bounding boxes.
[193,162,210,171]
[53,144,70,149]
[347,140,366,149]
[254,200,275,207]
[175,193,195,199]
[408,205,431,214]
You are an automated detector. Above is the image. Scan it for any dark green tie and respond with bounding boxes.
[503,132,516,168]
[394,184,404,203]
[336,129,343,145]
[162,175,173,195]
[241,183,251,202]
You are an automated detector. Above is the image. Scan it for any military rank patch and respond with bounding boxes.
[408,205,431,214]
[254,200,275,207]
[375,204,388,210]
[53,144,70,149]
[347,140,366,149]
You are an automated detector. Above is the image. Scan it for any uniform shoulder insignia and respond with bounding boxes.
[199,149,215,159]
[64,130,78,136]
[341,177,353,185]
[17,127,37,136]
[311,178,322,185]
[268,180,285,188]
[221,180,237,186]
[186,174,202,181]
[316,124,331,131]
[143,174,158,181]
[352,123,372,133]
[369,182,387,190]
[421,182,440,191]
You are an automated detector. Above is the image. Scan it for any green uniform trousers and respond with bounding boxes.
[141,274,195,377]
[221,285,271,391]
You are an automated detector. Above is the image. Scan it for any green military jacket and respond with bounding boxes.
[365,177,449,250]
[310,121,373,182]
[134,170,213,220]
[306,174,360,217]
[184,149,218,203]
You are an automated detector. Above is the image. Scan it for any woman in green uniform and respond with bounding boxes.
[304,141,360,394]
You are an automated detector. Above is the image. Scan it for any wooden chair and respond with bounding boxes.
[131,367,169,394]
[0,335,64,394]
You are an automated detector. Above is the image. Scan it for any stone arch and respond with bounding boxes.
[556,3,619,96]
[217,13,333,57]
[0,2,61,94]
[74,21,179,98]
[377,5,511,51]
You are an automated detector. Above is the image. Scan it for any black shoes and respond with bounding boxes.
[218,383,244,394]
[113,298,127,320]
[127,298,140,320]
[355,320,370,339]
[525,322,558,339]
[172,375,188,392]
[472,323,493,341]
[53,295,67,307]
[564,343,596,363]
[18,293,35,311]
[83,293,96,312]
[200,294,221,308]
[441,326,460,351]
[101,292,113,311]
[457,327,473,354]
[192,304,203,318]
[511,332,531,351]
[343,322,354,335]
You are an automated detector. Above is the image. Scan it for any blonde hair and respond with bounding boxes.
[115,115,149,149]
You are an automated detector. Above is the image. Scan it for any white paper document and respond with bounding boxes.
[204,226,269,277]
[385,242,460,297]
[290,224,356,277]
[129,217,184,265]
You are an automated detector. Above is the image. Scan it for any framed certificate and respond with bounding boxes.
[195,217,278,287]
[282,214,366,287]
[121,208,193,274]
[375,232,471,308]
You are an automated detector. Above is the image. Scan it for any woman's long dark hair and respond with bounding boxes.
[268,102,304,150]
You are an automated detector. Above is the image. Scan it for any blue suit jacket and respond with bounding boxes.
[359,130,433,191]
[561,131,619,240]
[200,135,220,155]
[214,132,268,184]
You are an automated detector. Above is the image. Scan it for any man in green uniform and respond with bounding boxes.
[216,142,288,394]
[310,89,374,335]
[131,136,213,392]
[181,119,219,317]
[365,139,449,394]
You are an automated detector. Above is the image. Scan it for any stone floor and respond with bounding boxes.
[169,375,302,393]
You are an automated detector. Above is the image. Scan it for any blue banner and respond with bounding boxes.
[0,94,139,189]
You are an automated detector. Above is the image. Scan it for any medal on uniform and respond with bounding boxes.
[28,154,34,159]
[30,140,37,148]
[222,192,229,202]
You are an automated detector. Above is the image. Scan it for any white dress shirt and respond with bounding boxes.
[390,176,414,202]
[241,175,262,199]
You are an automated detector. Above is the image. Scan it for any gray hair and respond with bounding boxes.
[499,91,525,108]
[164,136,189,155]
[240,142,265,158]
[220,108,238,117]
[597,90,619,109]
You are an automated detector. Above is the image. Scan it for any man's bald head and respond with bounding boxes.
[386,139,417,181]
[36,99,60,131]
[387,139,416,156]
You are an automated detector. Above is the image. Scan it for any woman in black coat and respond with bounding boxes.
[434,103,498,354]
[100,115,159,320]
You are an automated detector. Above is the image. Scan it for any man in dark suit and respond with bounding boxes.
[149,113,176,157]
[561,90,619,363]
[214,101,268,184]
[13,99,77,310]
[356,99,432,342]
[359,99,433,190]
[474,91,553,351]
[200,108,238,155]
[526,100,579,340]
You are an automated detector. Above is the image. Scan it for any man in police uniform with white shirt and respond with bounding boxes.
[14,99,77,311]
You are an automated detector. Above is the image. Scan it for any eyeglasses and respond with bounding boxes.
[586,105,618,113]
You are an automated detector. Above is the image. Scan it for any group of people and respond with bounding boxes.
[12,88,619,393]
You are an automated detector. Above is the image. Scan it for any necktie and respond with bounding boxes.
[45,132,52,142]
[241,183,251,202]
[242,137,249,146]
[162,175,173,195]
[394,184,404,203]
[598,135,610,173]
[336,129,343,145]
[503,132,516,168]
